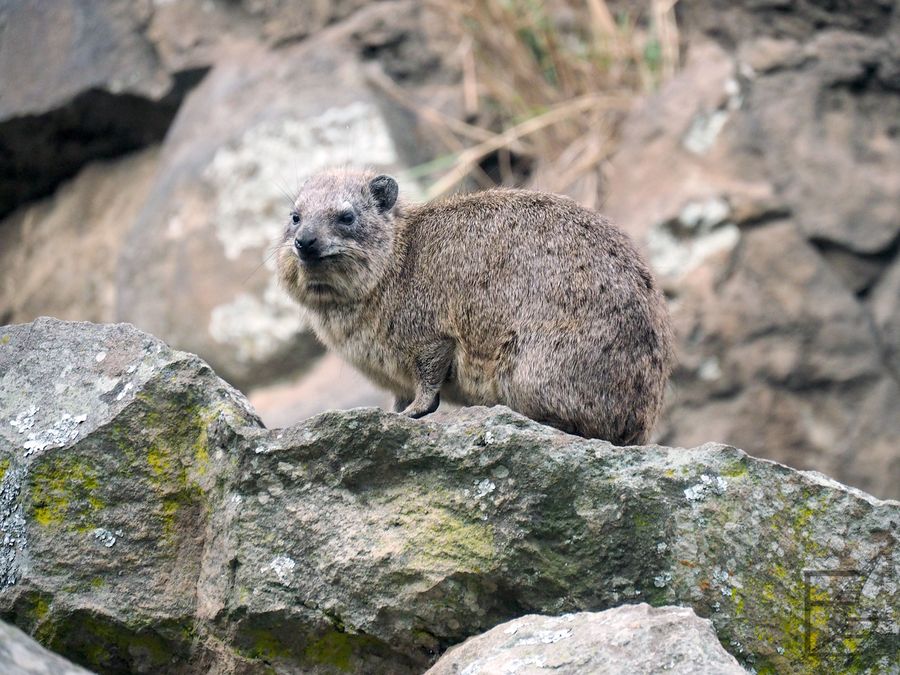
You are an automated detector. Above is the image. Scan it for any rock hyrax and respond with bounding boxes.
[277,168,674,444]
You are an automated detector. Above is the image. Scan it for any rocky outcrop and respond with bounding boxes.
[0,619,94,675]
[0,0,415,218]
[2,0,898,506]
[0,149,160,328]
[1,319,897,674]
[425,604,748,674]
[602,2,900,500]
[0,0,209,220]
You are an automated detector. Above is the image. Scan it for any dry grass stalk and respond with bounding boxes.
[412,0,681,204]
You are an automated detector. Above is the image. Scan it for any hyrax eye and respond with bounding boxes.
[290,211,300,225]
[337,211,356,226]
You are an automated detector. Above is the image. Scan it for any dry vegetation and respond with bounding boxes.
[373,0,680,207]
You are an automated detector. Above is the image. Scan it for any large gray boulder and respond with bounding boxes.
[0,149,160,328]
[426,604,748,674]
[0,619,94,675]
[0,0,208,220]
[0,319,897,674]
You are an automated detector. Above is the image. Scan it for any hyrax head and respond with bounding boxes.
[277,169,399,306]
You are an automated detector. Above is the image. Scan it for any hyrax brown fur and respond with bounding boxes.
[277,168,674,444]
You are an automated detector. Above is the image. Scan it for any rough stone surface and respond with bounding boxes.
[0,0,208,219]
[1,319,897,674]
[0,149,159,328]
[870,256,900,377]
[601,0,900,500]
[0,619,94,675]
[426,604,748,675]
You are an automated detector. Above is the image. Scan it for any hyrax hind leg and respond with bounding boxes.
[503,337,625,442]
[400,339,454,419]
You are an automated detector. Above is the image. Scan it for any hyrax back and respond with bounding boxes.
[277,169,674,445]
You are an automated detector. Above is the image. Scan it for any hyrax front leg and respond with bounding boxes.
[393,396,412,412]
[400,339,454,419]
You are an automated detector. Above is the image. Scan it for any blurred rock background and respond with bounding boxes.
[1,0,897,499]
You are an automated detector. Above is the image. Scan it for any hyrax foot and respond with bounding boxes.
[400,391,440,419]
[400,340,453,419]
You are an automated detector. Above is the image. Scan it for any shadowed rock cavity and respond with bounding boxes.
[0,69,208,220]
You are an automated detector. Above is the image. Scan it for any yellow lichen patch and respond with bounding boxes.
[0,456,9,482]
[404,505,495,573]
[722,459,749,478]
[31,454,105,530]
[193,426,210,477]
[30,596,50,623]
[133,397,222,539]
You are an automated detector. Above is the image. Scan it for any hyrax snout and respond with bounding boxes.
[277,168,674,444]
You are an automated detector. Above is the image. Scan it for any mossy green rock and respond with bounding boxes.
[1,318,897,674]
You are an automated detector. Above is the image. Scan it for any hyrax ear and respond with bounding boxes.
[370,174,398,213]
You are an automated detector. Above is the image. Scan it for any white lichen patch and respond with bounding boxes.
[208,276,306,364]
[205,101,411,261]
[92,528,120,548]
[515,628,573,646]
[683,78,743,155]
[473,479,496,499]
[647,197,740,280]
[115,382,133,402]
[95,351,107,363]
[698,357,723,381]
[22,413,87,456]
[9,406,38,434]
[684,474,728,501]
[262,555,296,585]
[711,566,744,599]
[683,109,729,155]
[680,198,731,230]
[654,572,673,588]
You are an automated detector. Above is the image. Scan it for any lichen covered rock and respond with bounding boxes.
[0,319,897,674]
[0,318,261,672]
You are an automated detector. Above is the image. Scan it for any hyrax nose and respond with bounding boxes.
[294,232,320,260]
